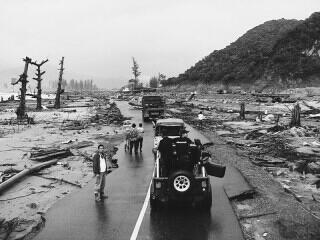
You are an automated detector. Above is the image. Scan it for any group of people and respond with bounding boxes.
[126,123,144,154]
[91,123,144,201]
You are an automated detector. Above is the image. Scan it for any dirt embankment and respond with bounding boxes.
[165,89,320,240]
[0,94,127,240]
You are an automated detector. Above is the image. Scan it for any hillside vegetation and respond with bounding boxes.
[163,12,320,90]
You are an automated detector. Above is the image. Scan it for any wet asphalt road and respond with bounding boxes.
[34,101,244,240]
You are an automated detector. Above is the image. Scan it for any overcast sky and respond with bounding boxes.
[0,0,319,88]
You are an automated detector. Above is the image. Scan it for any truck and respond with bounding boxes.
[142,95,165,121]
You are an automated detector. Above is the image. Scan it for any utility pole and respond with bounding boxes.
[31,59,48,110]
[54,57,64,109]
[12,57,32,119]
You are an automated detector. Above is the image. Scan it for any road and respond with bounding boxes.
[34,101,244,240]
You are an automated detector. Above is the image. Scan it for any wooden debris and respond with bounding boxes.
[250,156,286,167]
[34,174,82,188]
[0,159,60,194]
[29,148,73,162]
[238,211,277,220]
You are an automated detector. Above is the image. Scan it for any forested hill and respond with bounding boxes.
[163,12,320,90]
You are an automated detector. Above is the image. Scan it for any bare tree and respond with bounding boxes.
[54,57,65,109]
[31,59,48,110]
[12,57,32,119]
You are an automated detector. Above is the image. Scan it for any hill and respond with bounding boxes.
[163,12,320,90]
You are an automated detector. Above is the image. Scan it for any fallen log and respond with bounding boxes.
[0,159,59,195]
[34,174,82,188]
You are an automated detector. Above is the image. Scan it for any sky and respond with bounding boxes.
[0,0,319,89]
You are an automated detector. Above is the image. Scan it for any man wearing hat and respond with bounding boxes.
[174,129,192,144]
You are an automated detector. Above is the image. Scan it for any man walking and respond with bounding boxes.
[128,123,139,154]
[92,144,110,201]
[137,123,144,152]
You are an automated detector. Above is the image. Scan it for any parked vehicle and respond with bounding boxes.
[142,95,165,121]
[150,118,226,210]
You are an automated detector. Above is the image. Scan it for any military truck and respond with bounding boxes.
[142,95,165,121]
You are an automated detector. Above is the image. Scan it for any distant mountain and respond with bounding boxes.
[163,12,320,90]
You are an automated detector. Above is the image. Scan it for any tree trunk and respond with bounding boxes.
[54,57,64,109]
[240,102,245,120]
[290,103,301,127]
[16,57,32,119]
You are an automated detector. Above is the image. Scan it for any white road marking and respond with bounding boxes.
[130,179,152,240]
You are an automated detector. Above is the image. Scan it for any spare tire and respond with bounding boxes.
[169,170,194,194]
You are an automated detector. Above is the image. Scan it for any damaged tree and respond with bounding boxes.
[290,103,301,127]
[31,59,48,110]
[239,102,245,120]
[12,57,32,119]
[54,57,65,109]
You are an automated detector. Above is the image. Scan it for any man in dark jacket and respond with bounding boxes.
[92,144,110,201]
[158,130,174,176]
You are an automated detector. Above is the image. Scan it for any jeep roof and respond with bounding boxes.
[155,118,184,126]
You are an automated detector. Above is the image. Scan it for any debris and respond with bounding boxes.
[308,113,320,119]
[306,162,320,174]
[312,141,320,147]
[250,156,286,167]
[283,185,302,202]
[34,174,82,188]
[289,127,306,137]
[0,191,47,201]
[29,148,73,162]
[60,120,87,130]
[238,211,277,220]
[312,194,319,202]
[0,159,60,194]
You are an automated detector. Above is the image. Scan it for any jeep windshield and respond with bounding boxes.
[155,118,185,137]
[155,125,183,136]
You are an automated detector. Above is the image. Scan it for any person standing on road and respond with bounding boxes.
[137,123,144,152]
[128,123,139,154]
[198,111,205,129]
[92,144,110,201]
